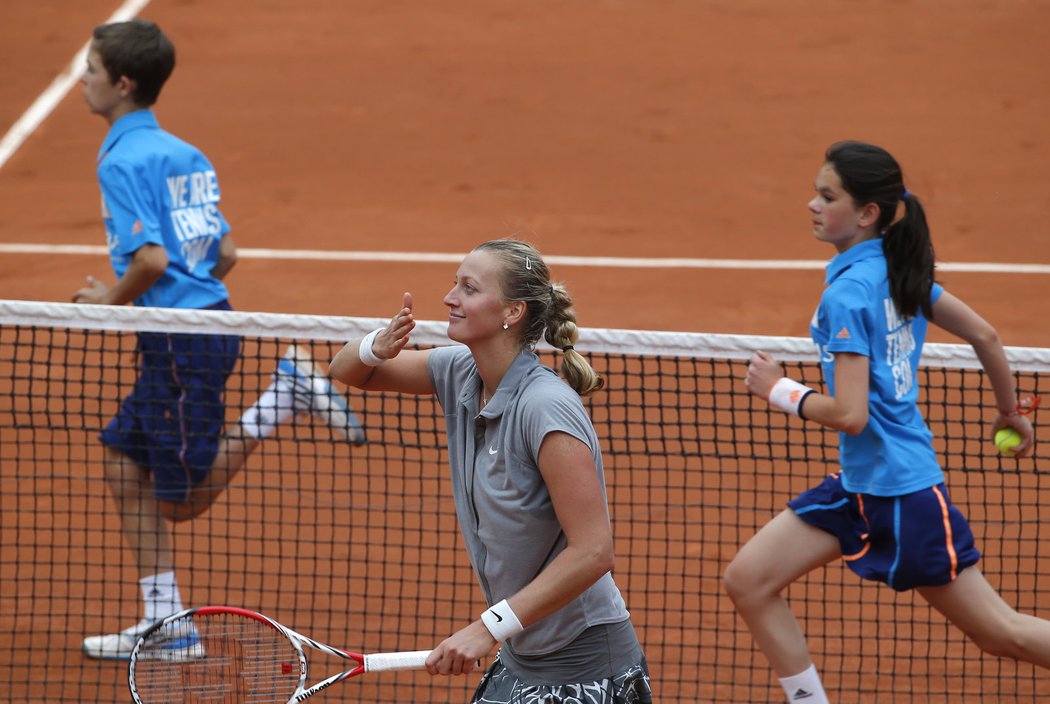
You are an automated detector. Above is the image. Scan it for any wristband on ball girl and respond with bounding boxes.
[768,377,816,419]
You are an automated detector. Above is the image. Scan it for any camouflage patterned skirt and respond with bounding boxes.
[470,655,652,704]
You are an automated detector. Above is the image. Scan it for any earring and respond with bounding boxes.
[502,321,509,330]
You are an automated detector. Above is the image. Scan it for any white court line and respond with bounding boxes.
[2,3,1045,277]
[0,0,154,171]
[0,243,1047,274]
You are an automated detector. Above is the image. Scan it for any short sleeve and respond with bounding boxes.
[99,161,163,254]
[930,283,944,306]
[427,345,471,411]
[516,377,596,466]
[822,278,873,357]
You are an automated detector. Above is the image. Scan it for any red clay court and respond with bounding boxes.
[1,2,1048,702]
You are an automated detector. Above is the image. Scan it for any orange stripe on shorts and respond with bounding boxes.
[931,485,959,580]
[842,493,872,562]
[842,543,871,562]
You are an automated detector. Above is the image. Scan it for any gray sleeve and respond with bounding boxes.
[518,379,598,466]
[427,345,469,411]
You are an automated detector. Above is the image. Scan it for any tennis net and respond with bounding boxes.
[1,299,1047,703]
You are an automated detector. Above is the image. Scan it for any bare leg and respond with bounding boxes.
[724,509,841,676]
[102,446,173,577]
[919,566,1050,669]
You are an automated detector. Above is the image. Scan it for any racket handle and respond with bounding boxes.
[364,650,431,672]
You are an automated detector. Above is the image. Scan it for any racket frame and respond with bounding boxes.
[128,605,430,704]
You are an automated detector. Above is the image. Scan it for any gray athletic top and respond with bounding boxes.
[428,345,635,670]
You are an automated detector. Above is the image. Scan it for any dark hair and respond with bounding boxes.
[824,140,935,319]
[474,239,604,396]
[92,20,175,107]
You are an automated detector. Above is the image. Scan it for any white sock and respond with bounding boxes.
[141,571,183,623]
[239,378,298,439]
[779,664,829,704]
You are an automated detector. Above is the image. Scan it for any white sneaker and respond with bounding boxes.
[82,619,203,662]
[276,345,367,445]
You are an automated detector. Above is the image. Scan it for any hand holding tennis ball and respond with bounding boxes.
[994,427,1023,457]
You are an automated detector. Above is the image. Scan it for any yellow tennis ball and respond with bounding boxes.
[995,428,1023,457]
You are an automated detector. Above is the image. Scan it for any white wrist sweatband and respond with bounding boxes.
[480,599,524,642]
[768,377,816,419]
[358,328,386,367]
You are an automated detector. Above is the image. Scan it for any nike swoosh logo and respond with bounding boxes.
[489,610,503,622]
[488,446,498,455]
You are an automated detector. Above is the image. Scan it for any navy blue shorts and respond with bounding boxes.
[788,473,980,591]
[99,301,241,503]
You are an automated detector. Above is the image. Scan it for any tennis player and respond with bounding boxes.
[329,239,652,703]
[77,19,363,661]
[727,140,1048,703]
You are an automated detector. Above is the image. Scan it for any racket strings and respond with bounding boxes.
[131,612,302,703]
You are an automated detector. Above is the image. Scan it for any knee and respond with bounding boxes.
[969,633,1016,660]
[962,618,1025,660]
[159,494,213,523]
[723,556,762,608]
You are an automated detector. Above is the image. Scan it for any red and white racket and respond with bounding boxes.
[128,605,430,703]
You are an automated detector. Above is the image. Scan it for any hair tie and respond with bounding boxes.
[549,284,555,296]
[902,188,911,201]
[561,345,574,353]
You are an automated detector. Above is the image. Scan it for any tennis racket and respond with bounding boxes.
[128,605,431,703]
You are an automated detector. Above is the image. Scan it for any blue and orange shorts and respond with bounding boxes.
[99,301,241,503]
[788,472,980,591]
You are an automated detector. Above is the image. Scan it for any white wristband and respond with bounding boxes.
[358,328,386,367]
[768,377,815,418]
[480,599,524,642]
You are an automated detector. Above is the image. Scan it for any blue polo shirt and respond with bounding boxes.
[810,238,944,496]
[97,110,230,309]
